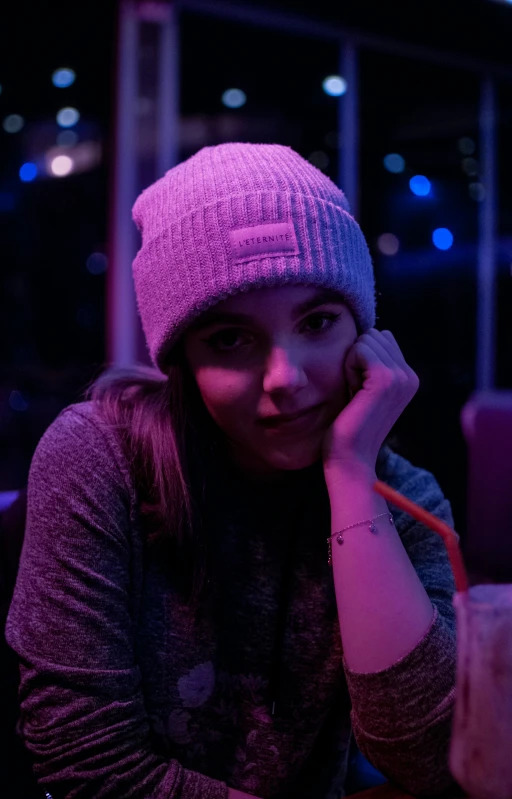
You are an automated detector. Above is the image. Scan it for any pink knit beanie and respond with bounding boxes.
[132,142,376,373]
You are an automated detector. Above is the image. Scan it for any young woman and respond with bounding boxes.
[6,143,460,799]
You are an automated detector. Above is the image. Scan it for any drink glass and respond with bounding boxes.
[449,584,512,799]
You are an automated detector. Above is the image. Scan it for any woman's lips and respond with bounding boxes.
[259,404,324,434]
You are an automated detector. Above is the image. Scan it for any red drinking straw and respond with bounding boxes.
[373,480,469,594]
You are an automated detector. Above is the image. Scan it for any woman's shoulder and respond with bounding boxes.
[377,442,443,492]
[376,443,454,530]
[31,400,133,498]
[37,399,118,449]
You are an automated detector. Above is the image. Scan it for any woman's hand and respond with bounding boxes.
[321,328,419,474]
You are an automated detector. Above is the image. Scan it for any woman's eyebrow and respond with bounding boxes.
[189,288,345,331]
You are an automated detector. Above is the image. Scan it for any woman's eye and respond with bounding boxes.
[207,329,246,351]
[204,312,342,353]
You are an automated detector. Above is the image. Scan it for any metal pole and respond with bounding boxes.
[107,0,139,367]
[476,76,497,390]
[338,41,359,219]
[157,2,180,177]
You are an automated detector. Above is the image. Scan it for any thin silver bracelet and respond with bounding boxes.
[327,512,394,566]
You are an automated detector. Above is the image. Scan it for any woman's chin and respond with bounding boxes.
[258,439,323,472]
[226,433,324,479]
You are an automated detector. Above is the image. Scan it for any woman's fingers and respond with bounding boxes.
[368,328,411,373]
[359,329,399,369]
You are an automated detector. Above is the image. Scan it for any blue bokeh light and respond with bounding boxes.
[56,107,80,128]
[9,390,30,412]
[19,162,38,182]
[52,68,76,88]
[57,129,78,146]
[432,228,454,250]
[383,153,405,173]
[409,175,431,196]
[3,114,24,133]
[221,88,246,109]
[322,75,348,97]
[86,252,108,275]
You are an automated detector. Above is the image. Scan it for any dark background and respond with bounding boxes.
[1,0,512,539]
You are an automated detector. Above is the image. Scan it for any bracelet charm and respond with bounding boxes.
[327,512,394,566]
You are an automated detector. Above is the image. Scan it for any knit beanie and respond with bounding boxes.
[132,142,376,373]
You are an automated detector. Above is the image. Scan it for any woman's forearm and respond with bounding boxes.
[324,461,435,673]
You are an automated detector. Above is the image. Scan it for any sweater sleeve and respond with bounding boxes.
[4,406,229,799]
[342,445,460,798]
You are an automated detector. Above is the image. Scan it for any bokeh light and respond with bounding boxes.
[377,233,400,256]
[462,158,479,177]
[469,182,486,201]
[50,155,74,176]
[458,137,476,156]
[307,150,329,170]
[383,153,405,174]
[221,88,246,109]
[9,390,29,412]
[44,141,100,177]
[57,129,78,147]
[432,228,454,250]
[52,68,76,88]
[409,175,431,196]
[322,75,348,97]
[56,107,80,127]
[3,114,24,133]
[86,252,108,275]
[19,162,38,182]
[324,130,342,148]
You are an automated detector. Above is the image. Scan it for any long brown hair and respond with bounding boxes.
[83,340,223,619]
[83,338,400,622]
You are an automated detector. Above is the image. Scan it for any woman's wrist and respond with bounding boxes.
[323,457,377,488]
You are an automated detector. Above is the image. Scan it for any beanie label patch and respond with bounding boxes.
[229,221,299,262]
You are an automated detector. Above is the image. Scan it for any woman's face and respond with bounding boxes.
[183,285,358,480]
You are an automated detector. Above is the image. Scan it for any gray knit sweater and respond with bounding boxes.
[5,401,459,799]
